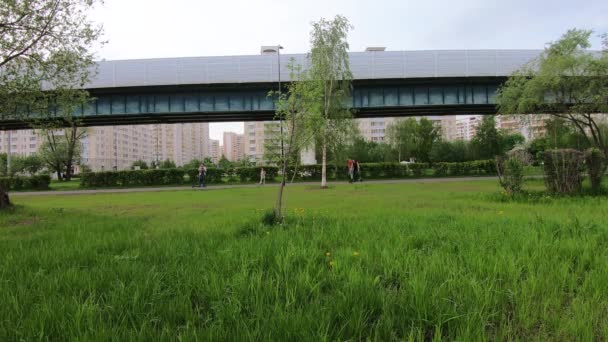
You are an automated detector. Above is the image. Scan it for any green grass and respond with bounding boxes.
[2,180,608,340]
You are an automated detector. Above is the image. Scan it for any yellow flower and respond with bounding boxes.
[329,260,335,267]
[353,251,360,257]
[325,252,331,257]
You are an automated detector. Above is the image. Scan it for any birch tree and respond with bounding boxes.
[307,15,354,188]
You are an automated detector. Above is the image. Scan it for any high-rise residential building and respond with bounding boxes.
[244,121,284,163]
[357,118,396,142]
[497,115,548,141]
[151,123,210,166]
[453,116,482,141]
[222,132,245,161]
[244,122,266,162]
[0,126,154,171]
[82,125,154,171]
[209,139,220,164]
[0,129,39,156]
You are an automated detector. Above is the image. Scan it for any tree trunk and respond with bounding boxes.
[321,140,328,188]
[274,156,287,220]
[0,186,10,210]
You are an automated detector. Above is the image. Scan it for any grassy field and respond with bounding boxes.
[2,179,608,340]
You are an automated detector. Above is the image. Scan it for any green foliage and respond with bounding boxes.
[235,167,279,183]
[472,116,502,158]
[217,155,232,170]
[203,157,214,166]
[386,118,417,161]
[497,29,608,153]
[415,118,441,163]
[0,175,51,191]
[584,148,606,193]
[430,140,469,163]
[286,160,496,181]
[130,160,149,170]
[80,169,186,188]
[543,149,585,194]
[501,132,525,152]
[386,118,440,163]
[6,154,43,176]
[307,15,354,186]
[496,156,525,196]
[159,159,177,169]
[348,138,395,163]
[0,153,6,176]
[38,128,86,180]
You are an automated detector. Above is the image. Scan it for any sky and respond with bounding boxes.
[90,0,608,141]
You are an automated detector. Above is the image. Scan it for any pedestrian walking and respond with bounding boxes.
[353,160,361,182]
[347,159,354,183]
[198,164,207,188]
[259,167,266,185]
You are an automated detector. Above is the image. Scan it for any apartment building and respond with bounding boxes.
[209,139,220,164]
[452,116,482,141]
[151,123,210,166]
[0,130,40,156]
[357,118,396,142]
[497,115,548,141]
[81,125,154,171]
[222,132,245,161]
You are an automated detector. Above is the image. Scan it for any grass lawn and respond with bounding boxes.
[2,179,608,340]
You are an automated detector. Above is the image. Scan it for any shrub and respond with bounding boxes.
[543,149,584,194]
[408,163,428,177]
[235,166,279,183]
[584,148,606,194]
[0,175,51,191]
[81,169,186,188]
[496,156,524,196]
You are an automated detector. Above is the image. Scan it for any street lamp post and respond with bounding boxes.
[277,45,285,186]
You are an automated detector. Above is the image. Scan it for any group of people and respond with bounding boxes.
[347,159,362,183]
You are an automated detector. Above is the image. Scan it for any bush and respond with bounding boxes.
[185,168,224,185]
[80,169,186,188]
[543,149,584,194]
[408,163,428,177]
[496,156,524,196]
[0,175,51,191]
[235,166,279,182]
[585,148,606,194]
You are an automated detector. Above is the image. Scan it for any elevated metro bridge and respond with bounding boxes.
[0,49,541,130]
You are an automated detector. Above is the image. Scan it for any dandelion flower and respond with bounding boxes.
[325,252,331,257]
[353,251,360,256]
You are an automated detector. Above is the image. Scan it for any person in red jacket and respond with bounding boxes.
[347,159,354,183]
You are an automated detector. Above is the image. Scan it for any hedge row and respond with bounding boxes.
[287,160,496,180]
[0,175,51,191]
[80,166,280,188]
[80,169,185,187]
[79,161,495,188]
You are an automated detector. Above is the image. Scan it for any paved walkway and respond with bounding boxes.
[9,176,507,197]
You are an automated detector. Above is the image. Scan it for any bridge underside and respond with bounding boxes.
[0,77,503,130]
[0,104,498,130]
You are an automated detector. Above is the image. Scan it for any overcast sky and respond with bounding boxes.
[90,0,608,141]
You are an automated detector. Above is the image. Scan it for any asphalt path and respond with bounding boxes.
[9,176,507,197]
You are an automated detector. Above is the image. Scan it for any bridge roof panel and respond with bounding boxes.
[87,49,542,89]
